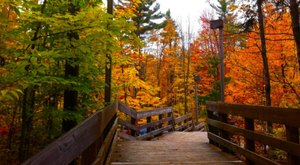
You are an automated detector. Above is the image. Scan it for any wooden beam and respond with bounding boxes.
[118,102,137,119]
[118,119,140,133]
[286,125,300,165]
[137,125,173,140]
[207,102,300,127]
[194,122,205,131]
[117,132,136,141]
[174,114,192,124]
[139,117,173,130]
[208,133,279,165]
[103,130,119,165]
[136,107,172,119]
[207,119,300,157]
[175,121,192,131]
[22,104,116,165]
[93,118,118,165]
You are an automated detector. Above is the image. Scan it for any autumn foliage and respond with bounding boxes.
[1,0,300,164]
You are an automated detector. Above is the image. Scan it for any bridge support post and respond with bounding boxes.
[207,110,218,146]
[130,117,136,136]
[245,117,255,165]
[147,116,152,133]
[286,125,300,165]
[219,113,230,153]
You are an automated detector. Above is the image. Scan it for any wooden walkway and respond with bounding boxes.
[109,132,244,165]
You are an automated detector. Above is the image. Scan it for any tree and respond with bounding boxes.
[133,0,166,38]
[288,0,300,71]
[104,0,114,106]
[0,0,136,163]
[133,0,167,81]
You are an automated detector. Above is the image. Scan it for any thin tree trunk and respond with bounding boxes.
[19,88,35,162]
[257,0,272,132]
[62,1,80,133]
[289,0,300,71]
[184,45,191,114]
[105,0,113,105]
[181,32,188,114]
[122,65,127,103]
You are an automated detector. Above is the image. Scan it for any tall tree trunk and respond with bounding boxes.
[105,0,113,105]
[184,45,191,114]
[62,1,79,133]
[19,88,35,162]
[180,31,188,114]
[257,0,272,132]
[289,0,300,71]
[19,1,47,162]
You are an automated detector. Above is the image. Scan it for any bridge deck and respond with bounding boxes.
[109,132,244,165]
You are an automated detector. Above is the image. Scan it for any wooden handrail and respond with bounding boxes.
[136,107,172,119]
[22,101,196,164]
[22,102,118,165]
[118,102,194,140]
[207,101,300,165]
[207,101,300,127]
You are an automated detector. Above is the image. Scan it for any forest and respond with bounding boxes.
[1,0,300,164]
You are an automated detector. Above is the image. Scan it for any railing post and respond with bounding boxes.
[219,113,230,152]
[147,116,152,133]
[168,112,175,131]
[158,114,163,128]
[130,117,136,136]
[245,117,255,165]
[286,125,300,165]
[207,110,218,145]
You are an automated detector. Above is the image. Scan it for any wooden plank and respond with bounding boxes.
[175,120,192,131]
[208,133,279,165]
[81,136,102,165]
[139,117,173,130]
[22,104,116,165]
[118,119,139,133]
[93,118,118,165]
[158,114,163,128]
[111,132,243,164]
[104,130,119,165]
[137,125,173,140]
[117,132,136,141]
[194,122,205,131]
[130,117,136,136]
[118,102,137,119]
[175,123,188,131]
[146,116,152,133]
[168,112,175,131]
[207,110,219,145]
[136,107,172,119]
[207,101,300,127]
[174,114,192,124]
[183,126,193,132]
[286,125,300,165]
[245,117,255,164]
[207,119,300,157]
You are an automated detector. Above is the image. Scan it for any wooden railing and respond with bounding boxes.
[22,102,118,165]
[207,101,300,165]
[22,101,196,164]
[118,102,194,140]
[174,113,193,131]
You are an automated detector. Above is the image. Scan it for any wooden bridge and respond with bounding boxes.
[22,101,300,165]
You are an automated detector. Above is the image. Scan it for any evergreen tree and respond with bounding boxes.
[133,0,167,39]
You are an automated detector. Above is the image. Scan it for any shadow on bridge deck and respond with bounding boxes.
[109,132,244,165]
